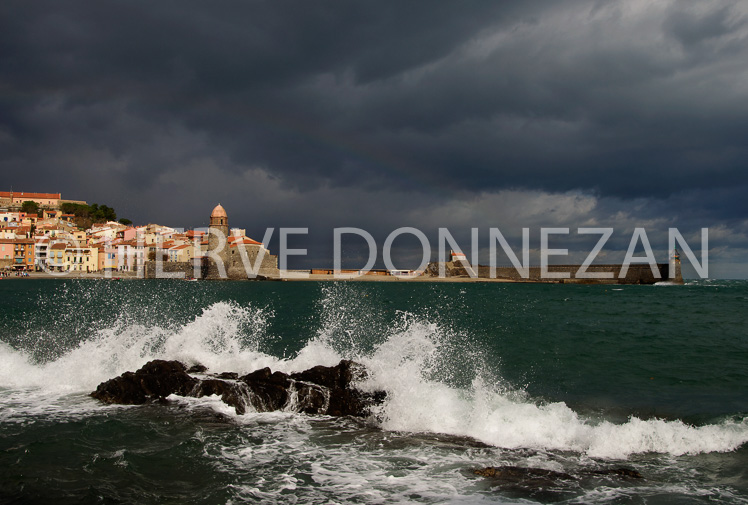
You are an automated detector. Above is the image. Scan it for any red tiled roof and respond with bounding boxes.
[228,237,262,247]
[227,235,261,244]
[0,238,34,244]
[0,191,61,199]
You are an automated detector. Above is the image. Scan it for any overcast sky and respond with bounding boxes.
[2,1,747,276]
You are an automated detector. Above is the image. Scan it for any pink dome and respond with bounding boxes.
[210,204,227,218]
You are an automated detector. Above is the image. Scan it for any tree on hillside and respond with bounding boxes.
[60,202,90,217]
[60,202,119,226]
[21,201,40,215]
[119,218,132,226]
[89,203,117,223]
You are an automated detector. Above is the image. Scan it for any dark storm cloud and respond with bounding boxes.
[1,0,747,274]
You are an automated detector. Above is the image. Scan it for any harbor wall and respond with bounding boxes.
[144,260,681,284]
[145,252,280,280]
[144,261,203,279]
[475,263,677,284]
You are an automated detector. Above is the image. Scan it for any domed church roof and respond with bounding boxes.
[211,204,227,218]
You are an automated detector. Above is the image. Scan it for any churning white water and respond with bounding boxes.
[1,299,746,460]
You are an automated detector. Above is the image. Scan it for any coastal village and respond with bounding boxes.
[0,189,463,280]
[0,190,278,278]
[1,190,682,283]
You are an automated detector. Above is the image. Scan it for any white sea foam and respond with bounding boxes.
[1,298,747,460]
[0,301,280,393]
[356,318,748,459]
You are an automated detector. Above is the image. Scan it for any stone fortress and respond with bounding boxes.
[144,204,279,280]
[204,204,279,280]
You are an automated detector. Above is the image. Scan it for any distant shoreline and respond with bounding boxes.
[2,271,642,284]
[2,272,515,282]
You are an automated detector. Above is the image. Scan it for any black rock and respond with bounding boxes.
[238,367,292,412]
[590,467,643,479]
[290,360,382,417]
[474,464,644,500]
[290,359,366,389]
[474,466,575,484]
[192,378,251,415]
[91,359,386,417]
[473,465,582,502]
[91,360,199,404]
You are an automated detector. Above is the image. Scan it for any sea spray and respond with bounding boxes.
[357,327,748,458]
[2,281,747,460]
[0,301,275,392]
[306,288,748,459]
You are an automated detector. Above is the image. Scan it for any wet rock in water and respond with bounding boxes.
[91,359,386,417]
[473,466,578,501]
[237,367,292,411]
[590,467,643,479]
[283,380,329,415]
[192,378,252,415]
[186,363,208,374]
[474,464,644,500]
[290,360,384,417]
[474,466,575,485]
[234,361,376,416]
[290,359,366,389]
[474,465,644,483]
[91,360,199,404]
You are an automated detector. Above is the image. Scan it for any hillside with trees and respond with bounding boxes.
[59,202,130,229]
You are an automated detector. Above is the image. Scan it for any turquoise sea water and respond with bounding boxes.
[1,279,747,504]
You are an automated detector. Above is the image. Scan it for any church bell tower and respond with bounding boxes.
[206,204,229,278]
[209,203,229,237]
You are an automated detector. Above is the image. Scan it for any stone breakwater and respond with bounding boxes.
[91,359,386,417]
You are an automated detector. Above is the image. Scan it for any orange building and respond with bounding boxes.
[0,238,35,270]
[0,191,61,207]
